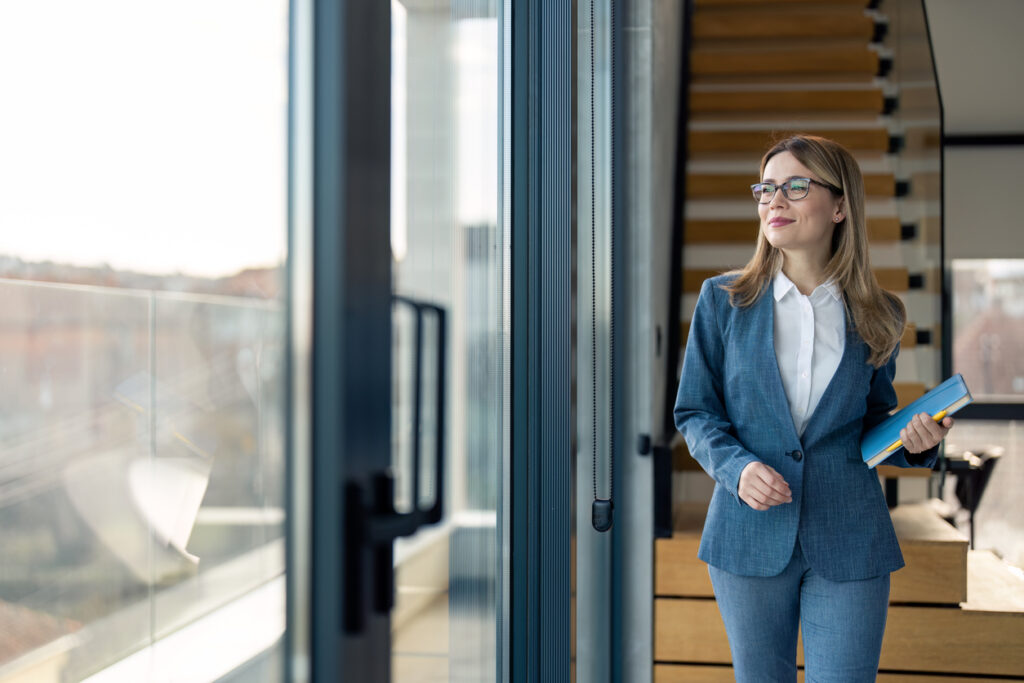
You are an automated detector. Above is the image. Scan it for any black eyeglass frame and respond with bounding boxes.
[750,177,842,204]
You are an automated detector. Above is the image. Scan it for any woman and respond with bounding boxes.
[674,134,953,682]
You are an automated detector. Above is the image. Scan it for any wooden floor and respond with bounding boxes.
[392,594,449,683]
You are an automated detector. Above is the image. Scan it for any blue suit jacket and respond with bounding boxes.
[674,275,938,581]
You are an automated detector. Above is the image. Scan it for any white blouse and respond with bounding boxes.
[772,269,846,437]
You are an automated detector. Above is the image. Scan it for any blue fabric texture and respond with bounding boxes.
[674,274,938,582]
[709,542,890,683]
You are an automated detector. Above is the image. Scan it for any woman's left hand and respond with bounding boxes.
[901,413,954,454]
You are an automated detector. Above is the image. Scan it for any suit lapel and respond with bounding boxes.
[760,282,868,447]
[760,282,802,445]
[801,320,868,445]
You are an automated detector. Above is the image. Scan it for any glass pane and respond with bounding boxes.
[149,296,285,636]
[0,2,289,680]
[953,259,1024,401]
[885,0,944,390]
[0,283,153,676]
[940,420,1024,569]
[390,0,507,680]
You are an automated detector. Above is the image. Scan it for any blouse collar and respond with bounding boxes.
[772,269,842,303]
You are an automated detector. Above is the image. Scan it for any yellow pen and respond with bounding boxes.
[884,410,949,453]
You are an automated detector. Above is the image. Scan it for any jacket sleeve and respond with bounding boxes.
[673,279,760,502]
[862,343,939,469]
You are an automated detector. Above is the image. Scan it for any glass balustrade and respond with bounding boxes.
[0,279,285,682]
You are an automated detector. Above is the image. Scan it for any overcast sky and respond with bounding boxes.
[0,1,288,278]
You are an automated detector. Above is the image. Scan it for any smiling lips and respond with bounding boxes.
[768,217,794,228]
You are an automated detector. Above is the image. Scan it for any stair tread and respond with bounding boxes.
[670,501,707,537]
[691,111,884,124]
[695,0,872,5]
[693,11,875,41]
[689,127,889,141]
[691,46,879,78]
[963,550,1024,613]
[684,198,899,220]
[687,171,895,197]
[685,217,902,242]
[877,464,934,478]
[689,118,890,131]
[688,129,891,156]
[671,500,970,543]
[891,502,968,545]
[695,73,881,86]
[692,81,886,91]
[659,502,971,605]
[653,666,1021,683]
[691,323,919,352]
[658,532,1024,614]
[683,266,910,292]
[670,502,971,543]
[657,598,1024,674]
[694,39,877,53]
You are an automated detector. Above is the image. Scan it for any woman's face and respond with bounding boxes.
[757,151,844,262]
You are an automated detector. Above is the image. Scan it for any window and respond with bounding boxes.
[953,259,1024,402]
[947,259,1024,570]
[0,3,289,679]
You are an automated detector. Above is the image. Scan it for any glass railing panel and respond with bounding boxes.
[0,282,285,682]
[0,281,153,679]
[0,1,290,678]
[148,294,285,640]
[884,0,944,387]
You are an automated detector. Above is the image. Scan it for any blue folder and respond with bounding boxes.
[861,373,973,468]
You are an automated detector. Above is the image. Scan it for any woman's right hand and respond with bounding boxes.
[738,462,792,511]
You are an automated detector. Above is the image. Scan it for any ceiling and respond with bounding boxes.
[925,0,1024,135]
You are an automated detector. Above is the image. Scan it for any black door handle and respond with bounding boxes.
[343,296,447,634]
[653,439,673,539]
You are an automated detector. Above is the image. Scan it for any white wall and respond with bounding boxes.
[944,147,1024,259]
[925,0,1024,135]
[926,1,1024,560]
[925,0,1024,260]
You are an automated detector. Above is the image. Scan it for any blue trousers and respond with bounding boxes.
[707,541,889,682]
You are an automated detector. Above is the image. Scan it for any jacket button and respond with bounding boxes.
[792,450,803,461]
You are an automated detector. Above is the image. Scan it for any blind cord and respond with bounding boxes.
[591,0,613,533]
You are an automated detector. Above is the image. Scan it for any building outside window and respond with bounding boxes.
[0,2,289,680]
[948,259,1024,569]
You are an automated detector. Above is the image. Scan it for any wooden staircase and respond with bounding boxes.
[674,0,944,494]
[656,0,1023,678]
[678,0,940,396]
[654,503,1024,679]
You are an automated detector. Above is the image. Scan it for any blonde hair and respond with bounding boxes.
[722,134,905,367]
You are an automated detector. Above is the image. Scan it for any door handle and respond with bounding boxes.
[343,296,447,634]
[653,439,673,539]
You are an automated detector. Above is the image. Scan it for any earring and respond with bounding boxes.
[834,216,842,222]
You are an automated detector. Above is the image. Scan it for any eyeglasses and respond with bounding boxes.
[750,177,839,204]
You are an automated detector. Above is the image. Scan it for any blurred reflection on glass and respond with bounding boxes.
[884,0,944,389]
[0,283,285,681]
[389,1,506,681]
[953,260,1024,401]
